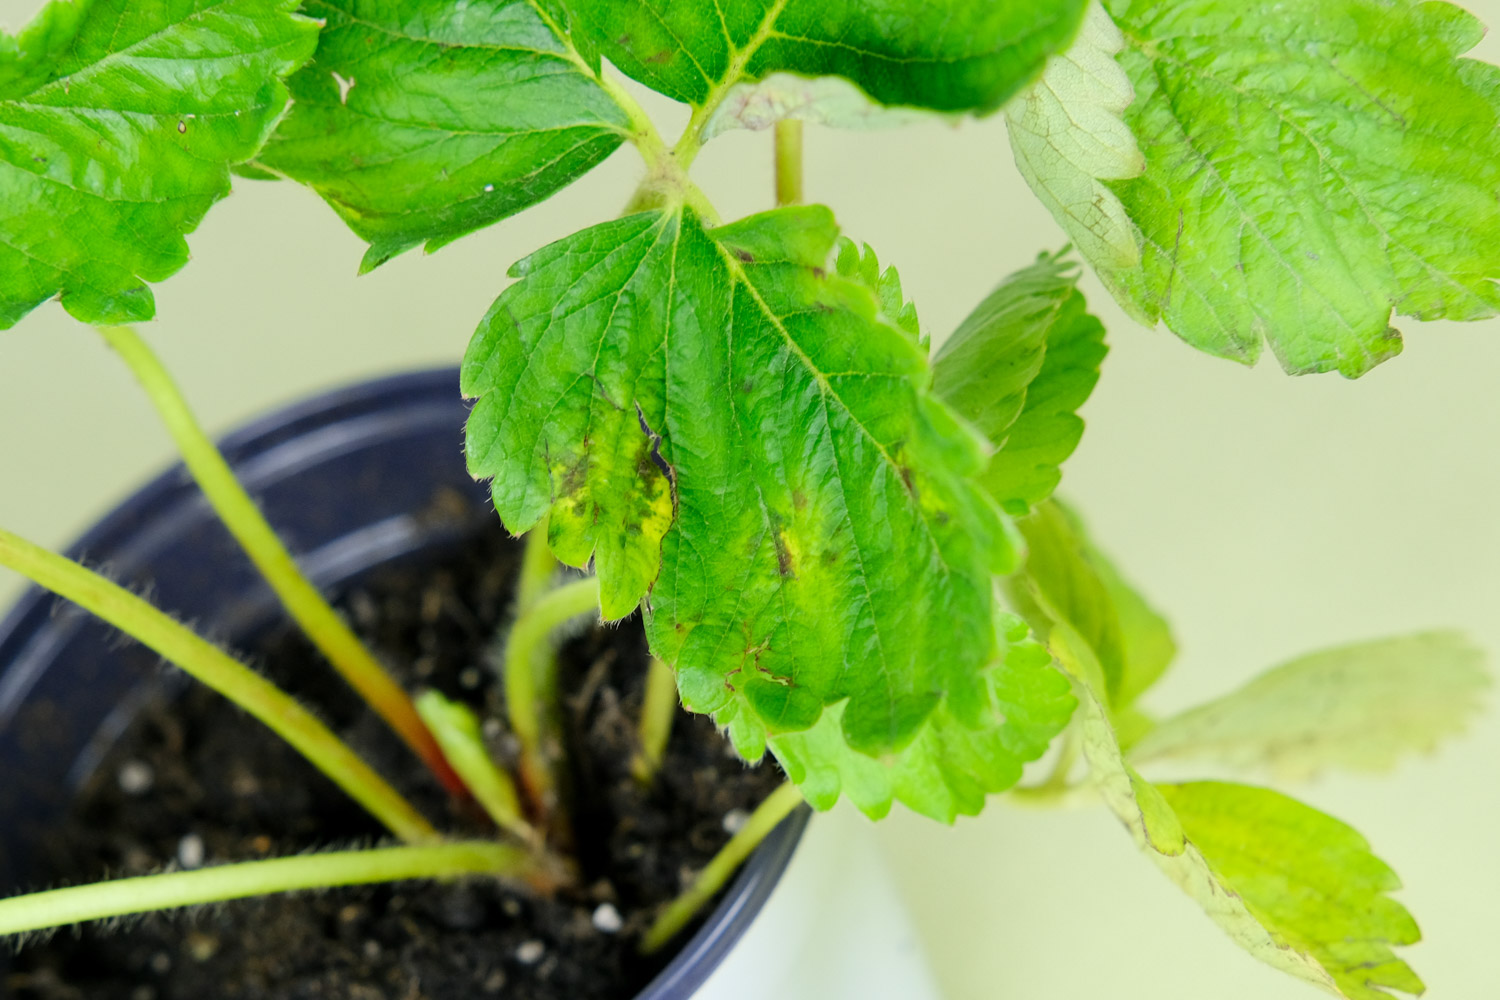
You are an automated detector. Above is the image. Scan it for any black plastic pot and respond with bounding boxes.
[0,368,807,999]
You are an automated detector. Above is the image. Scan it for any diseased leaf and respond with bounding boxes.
[771,611,1076,821]
[1097,0,1500,376]
[1131,631,1488,780]
[1160,782,1425,1000]
[0,0,318,328]
[932,252,1107,515]
[464,206,1019,806]
[572,0,1089,114]
[254,0,630,272]
[1056,625,1424,1000]
[1005,1,1144,270]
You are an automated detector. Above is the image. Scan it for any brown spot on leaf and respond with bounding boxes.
[646,49,673,65]
[772,530,796,578]
[733,249,755,263]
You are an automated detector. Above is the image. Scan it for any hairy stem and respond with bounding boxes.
[774,119,805,206]
[515,516,559,613]
[640,782,805,954]
[503,576,600,815]
[416,690,535,843]
[0,842,539,938]
[0,527,436,844]
[97,325,464,799]
[1008,724,1090,808]
[630,656,678,786]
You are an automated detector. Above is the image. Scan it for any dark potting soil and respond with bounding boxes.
[5,520,784,1000]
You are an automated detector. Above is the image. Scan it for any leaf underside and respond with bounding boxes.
[254,0,630,271]
[0,0,318,329]
[1097,0,1500,376]
[1131,631,1489,780]
[1005,1,1145,272]
[463,205,1065,818]
[571,0,1090,114]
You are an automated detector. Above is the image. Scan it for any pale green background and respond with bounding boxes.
[2,2,1498,997]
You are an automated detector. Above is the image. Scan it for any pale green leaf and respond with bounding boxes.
[571,0,1089,114]
[1006,499,1175,709]
[771,612,1076,822]
[933,252,1107,515]
[1005,1,1144,270]
[0,0,318,328]
[1097,0,1500,375]
[701,72,954,141]
[1009,500,1127,701]
[464,206,1019,806]
[1056,626,1423,999]
[414,689,526,834]
[1089,527,1175,709]
[1160,782,1425,1000]
[1132,631,1488,780]
[254,0,630,271]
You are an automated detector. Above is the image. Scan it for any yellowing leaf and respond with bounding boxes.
[464,206,1029,816]
[1055,623,1424,999]
[1131,631,1488,780]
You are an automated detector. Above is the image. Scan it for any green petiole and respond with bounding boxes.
[774,119,804,207]
[640,782,805,954]
[630,656,678,786]
[97,325,465,799]
[416,690,534,842]
[0,526,436,844]
[502,575,600,815]
[0,842,538,938]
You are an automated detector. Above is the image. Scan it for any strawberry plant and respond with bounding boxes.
[0,0,1494,996]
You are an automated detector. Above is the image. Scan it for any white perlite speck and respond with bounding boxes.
[177,833,205,869]
[118,760,154,795]
[721,808,750,835]
[515,940,545,964]
[591,903,623,934]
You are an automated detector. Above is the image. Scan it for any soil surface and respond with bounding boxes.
[4,523,784,1000]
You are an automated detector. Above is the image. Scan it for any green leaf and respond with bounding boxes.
[1008,500,1128,702]
[1160,782,1425,1000]
[1005,1,1144,271]
[932,252,1107,515]
[0,0,318,329]
[464,205,1018,796]
[570,0,1089,114]
[1054,626,1424,1000]
[833,238,920,340]
[1095,0,1500,376]
[253,0,631,272]
[770,611,1076,821]
[1131,631,1488,780]
[1089,528,1175,710]
[1006,498,1175,709]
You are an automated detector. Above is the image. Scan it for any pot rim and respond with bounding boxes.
[0,366,808,1000]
